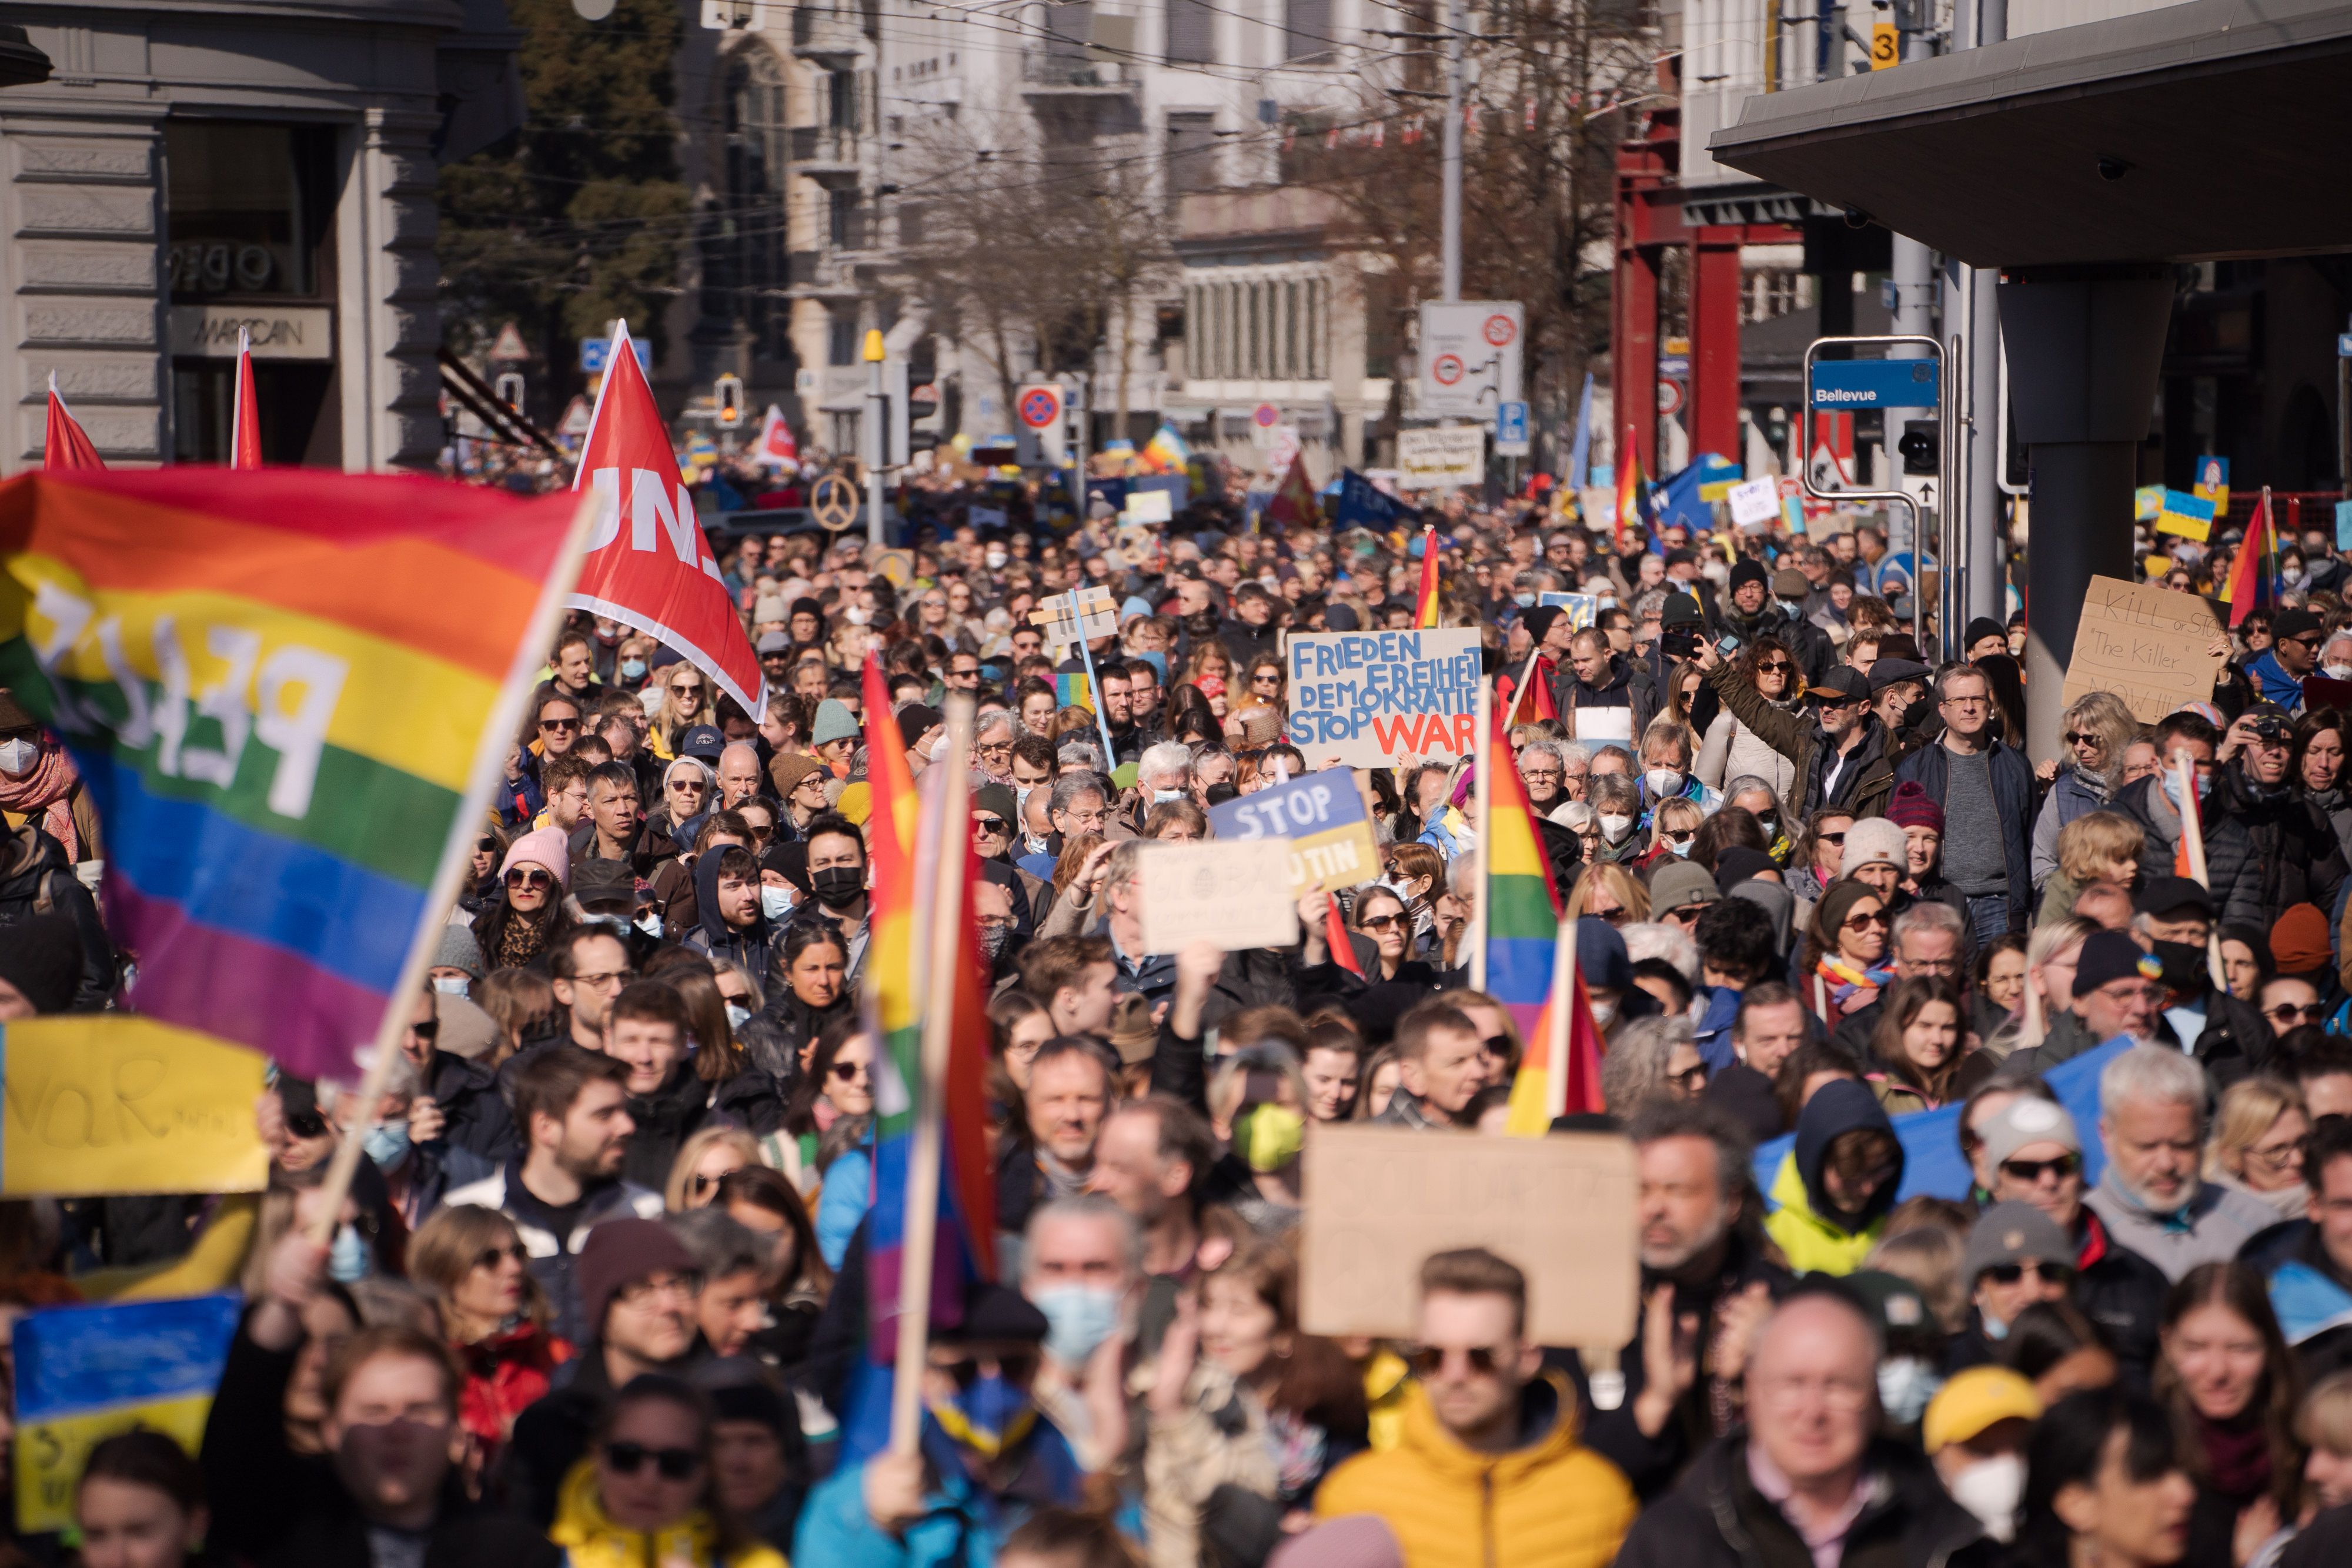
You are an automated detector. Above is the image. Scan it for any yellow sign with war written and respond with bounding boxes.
[1,1017,268,1195]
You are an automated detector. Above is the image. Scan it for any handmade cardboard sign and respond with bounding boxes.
[1138,840,1300,953]
[1285,629,1484,768]
[2062,574,2223,724]
[1299,1125,1639,1348]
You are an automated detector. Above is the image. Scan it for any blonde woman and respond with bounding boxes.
[666,1125,766,1213]
[1984,915,2096,1058]
[649,666,711,760]
[2206,1077,2311,1219]
[2031,690,2139,883]
[1639,795,1706,870]
[407,1204,566,1466]
[1565,861,1650,926]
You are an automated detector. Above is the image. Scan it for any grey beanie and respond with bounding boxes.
[432,923,486,981]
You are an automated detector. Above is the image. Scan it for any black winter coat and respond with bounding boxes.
[2205,761,2348,932]
[0,821,113,1009]
[1615,1430,1993,1568]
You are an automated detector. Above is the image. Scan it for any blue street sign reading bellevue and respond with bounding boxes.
[579,337,654,375]
[1809,358,1940,410]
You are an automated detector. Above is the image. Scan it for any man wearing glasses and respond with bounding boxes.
[2247,606,2323,709]
[1317,1247,1635,1563]
[1972,1095,2169,1387]
[1894,665,2033,941]
[550,926,637,1053]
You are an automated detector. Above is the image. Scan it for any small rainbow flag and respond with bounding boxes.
[1413,526,1442,627]
[1615,427,1656,550]
[1504,920,1609,1135]
[2220,488,2274,627]
[1479,719,1562,1044]
[0,469,587,1083]
[1138,422,1192,476]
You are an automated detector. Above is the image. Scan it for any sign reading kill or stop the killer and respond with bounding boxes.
[1208,769,1381,897]
[1286,628,1484,768]
[2062,574,2224,723]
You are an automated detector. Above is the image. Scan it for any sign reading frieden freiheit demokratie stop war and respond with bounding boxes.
[1284,628,1484,768]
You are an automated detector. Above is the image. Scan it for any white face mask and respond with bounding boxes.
[726,1002,753,1030]
[760,885,796,920]
[985,549,1008,569]
[0,737,36,776]
[2326,663,2352,681]
[1597,813,1633,844]
[1948,1453,2026,1542]
[844,606,871,626]
[1644,767,1685,800]
[1588,995,1619,1028]
[1877,1356,1943,1424]
[431,975,470,995]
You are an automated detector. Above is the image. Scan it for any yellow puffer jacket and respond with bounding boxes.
[1313,1370,1635,1568]
[1362,1345,1411,1453]
[549,1457,790,1568]
[1763,1151,1883,1276]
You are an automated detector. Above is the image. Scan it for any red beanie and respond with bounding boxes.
[2271,904,2331,977]
[1887,781,1945,834]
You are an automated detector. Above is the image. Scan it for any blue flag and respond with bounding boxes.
[1334,468,1408,529]
[1565,373,1595,490]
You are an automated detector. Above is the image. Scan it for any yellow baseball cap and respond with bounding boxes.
[1923,1365,2043,1455]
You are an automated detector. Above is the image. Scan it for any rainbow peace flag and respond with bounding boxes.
[1413,526,1442,627]
[0,470,586,1084]
[1480,722,1562,1043]
[1139,422,1192,476]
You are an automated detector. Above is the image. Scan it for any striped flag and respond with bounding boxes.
[1413,526,1442,627]
[839,666,997,1463]
[0,468,590,1084]
[2220,489,2273,627]
[1504,920,1609,1134]
[1479,718,1563,1044]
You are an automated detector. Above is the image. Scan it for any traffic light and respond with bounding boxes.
[714,374,743,428]
[1898,419,1939,476]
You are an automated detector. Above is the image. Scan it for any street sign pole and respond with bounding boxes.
[863,330,887,548]
[1802,335,1946,656]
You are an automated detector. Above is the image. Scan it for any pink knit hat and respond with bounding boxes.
[500,825,571,889]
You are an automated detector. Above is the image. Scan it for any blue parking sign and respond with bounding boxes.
[579,336,652,374]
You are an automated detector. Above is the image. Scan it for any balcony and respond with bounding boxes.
[791,126,861,186]
[1021,53,1134,96]
[791,6,863,68]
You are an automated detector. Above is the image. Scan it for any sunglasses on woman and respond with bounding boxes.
[473,1242,529,1271]
[1843,909,1890,931]
[1981,1261,2073,1288]
[603,1443,702,1480]
[1755,660,1792,676]
[671,682,703,696]
[504,867,554,892]
[690,1167,747,1196]
[830,1059,869,1082]
[1359,913,1404,932]
[2267,1001,2328,1025]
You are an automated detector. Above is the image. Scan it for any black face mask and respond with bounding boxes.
[1899,696,1933,730]
[2150,938,2209,996]
[1182,609,1220,636]
[809,865,865,909]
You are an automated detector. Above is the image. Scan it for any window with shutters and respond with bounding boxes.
[1247,283,1261,377]
[1284,0,1332,61]
[1284,282,1299,377]
[1166,0,1214,63]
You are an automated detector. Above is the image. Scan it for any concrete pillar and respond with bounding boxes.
[1999,270,2175,762]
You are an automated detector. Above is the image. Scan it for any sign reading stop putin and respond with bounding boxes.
[1417,300,1524,417]
[570,321,766,717]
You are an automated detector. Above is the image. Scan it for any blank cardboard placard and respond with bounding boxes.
[2061,574,2223,724]
[1299,1125,1639,1348]
[1138,840,1300,953]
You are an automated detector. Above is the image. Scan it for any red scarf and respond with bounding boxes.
[0,743,81,860]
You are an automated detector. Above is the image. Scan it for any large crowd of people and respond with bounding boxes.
[10,479,2352,1568]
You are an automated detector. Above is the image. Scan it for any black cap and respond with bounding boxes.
[1324,603,1361,631]
[1521,605,1565,645]
[2134,876,2215,921]
[2274,608,2324,640]
[2073,929,2165,998]
[1866,657,1932,693]
[897,703,942,738]
[1662,592,1704,627]
[1728,560,1769,594]
[680,723,727,761]
[1809,667,1870,704]
[1964,617,2006,648]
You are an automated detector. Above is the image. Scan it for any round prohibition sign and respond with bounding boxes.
[1483,314,1517,347]
[810,473,859,531]
[1431,353,1465,386]
[1018,388,1061,429]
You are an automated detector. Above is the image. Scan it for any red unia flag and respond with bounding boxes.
[43,374,103,471]
[229,327,262,469]
[753,405,799,469]
[570,322,766,715]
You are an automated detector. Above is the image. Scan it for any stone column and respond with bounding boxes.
[1998,270,2176,762]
